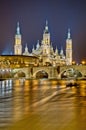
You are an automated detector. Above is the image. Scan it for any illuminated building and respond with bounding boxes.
[66,29,72,65]
[14,22,22,55]
[14,21,72,66]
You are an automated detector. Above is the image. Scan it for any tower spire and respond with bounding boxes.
[67,28,71,39]
[25,43,29,53]
[44,20,48,33]
[16,22,20,35]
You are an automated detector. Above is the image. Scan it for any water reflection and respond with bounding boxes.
[0,79,86,128]
[0,78,58,128]
[0,80,13,97]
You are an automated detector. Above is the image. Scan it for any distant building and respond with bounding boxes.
[14,21,72,66]
[0,55,39,68]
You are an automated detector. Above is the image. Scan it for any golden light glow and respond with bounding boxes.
[72,61,76,65]
[81,60,86,65]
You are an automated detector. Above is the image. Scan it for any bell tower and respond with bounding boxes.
[42,20,50,56]
[66,29,72,65]
[14,22,22,55]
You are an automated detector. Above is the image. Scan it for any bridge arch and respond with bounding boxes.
[60,68,82,79]
[13,70,26,78]
[33,69,49,78]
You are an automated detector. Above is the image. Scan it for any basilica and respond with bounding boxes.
[14,21,72,66]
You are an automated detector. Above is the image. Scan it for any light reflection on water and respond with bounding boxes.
[0,79,86,128]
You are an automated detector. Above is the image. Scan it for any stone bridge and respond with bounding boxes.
[12,65,86,79]
[12,66,58,79]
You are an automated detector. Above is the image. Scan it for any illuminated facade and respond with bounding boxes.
[14,22,22,55]
[66,29,72,65]
[14,21,72,66]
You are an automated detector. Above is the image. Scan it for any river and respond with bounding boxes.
[0,78,86,130]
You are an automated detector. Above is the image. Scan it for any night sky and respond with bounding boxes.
[0,0,86,63]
